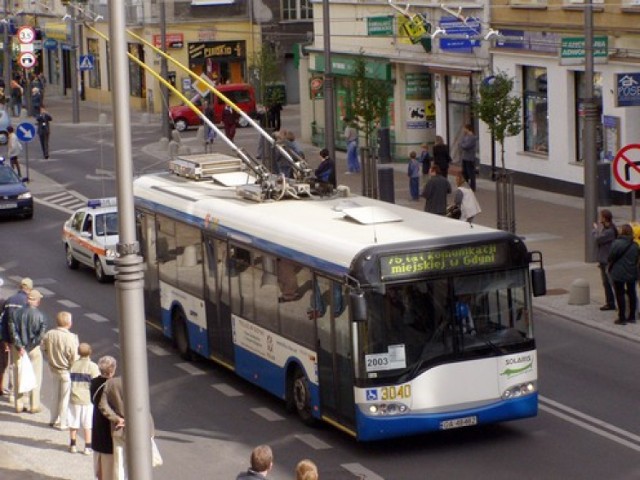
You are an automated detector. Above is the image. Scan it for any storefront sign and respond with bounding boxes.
[188,41,245,60]
[560,36,608,65]
[309,75,324,100]
[496,30,559,53]
[314,54,392,81]
[367,16,393,36]
[44,22,69,41]
[152,33,184,49]
[405,73,431,100]
[406,101,427,130]
[616,73,640,107]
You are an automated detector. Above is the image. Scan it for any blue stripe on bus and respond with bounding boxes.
[136,197,350,277]
[234,346,321,418]
[355,393,538,441]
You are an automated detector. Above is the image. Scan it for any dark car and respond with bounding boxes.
[0,162,33,219]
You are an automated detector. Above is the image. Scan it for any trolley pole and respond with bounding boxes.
[583,0,598,262]
[109,2,153,479]
[322,0,336,176]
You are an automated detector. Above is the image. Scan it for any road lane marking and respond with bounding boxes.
[85,313,110,323]
[341,463,384,480]
[251,407,284,422]
[540,395,640,452]
[175,362,206,375]
[295,433,332,450]
[212,383,243,397]
[57,299,79,308]
[148,344,172,356]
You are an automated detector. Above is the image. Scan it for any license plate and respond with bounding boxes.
[440,415,478,430]
[0,203,17,209]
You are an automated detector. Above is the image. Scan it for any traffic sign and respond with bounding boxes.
[16,122,36,143]
[18,52,36,69]
[78,54,94,71]
[613,144,640,190]
[16,26,35,44]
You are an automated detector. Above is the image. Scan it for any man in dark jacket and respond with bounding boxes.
[593,209,617,311]
[459,124,477,191]
[607,223,639,325]
[421,164,451,215]
[10,288,47,412]
[236,444,273,479]
[0,277,32,398]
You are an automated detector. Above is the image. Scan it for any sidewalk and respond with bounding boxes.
[1,95,639,478]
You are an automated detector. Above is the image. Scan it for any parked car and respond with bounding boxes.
[169,83,257,132]
[0,106,11,145]
[0,161,32,219]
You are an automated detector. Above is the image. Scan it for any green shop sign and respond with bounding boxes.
[367,16,393,36]
[560,36,608,63]
[405,73,431,100]
[314,55,392,81]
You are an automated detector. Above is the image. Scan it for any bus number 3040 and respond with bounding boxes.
[380,385,411,400]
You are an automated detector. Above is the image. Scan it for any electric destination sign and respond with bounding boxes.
[379,244,506,280]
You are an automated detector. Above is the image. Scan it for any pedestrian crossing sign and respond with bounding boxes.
[79,54,95,71]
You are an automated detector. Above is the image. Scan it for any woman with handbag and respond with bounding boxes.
[452,173,481,223]
[607,223,639,325]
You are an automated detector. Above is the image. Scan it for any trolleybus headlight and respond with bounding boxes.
[502,382,536,400]
[367,403,409,416]
[105,249,116,259]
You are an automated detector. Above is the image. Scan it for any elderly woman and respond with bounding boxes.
[608,223,639,325]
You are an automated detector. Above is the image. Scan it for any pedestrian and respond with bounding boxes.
[99,375,156,479]
[7,126,23,177]
[432,135,452,178]
[407,151,421,201]
[268,100,282,131]
[90,355,117,480]
[453,173,481,223]
[296,459,318,480]
[9,288,47,413]
[67,343,100,455]
[202,99,216,152]
[10,76,23,117]
[35,106,53,159]
[31,87,42,116]
[236,444,274,479]
[285,130,305,160]
[314,148,336,191]
[0,277,32,401]
[607,223,639,325]
[459,124,477,191]
[222,104,238,142]
[421,164,451,215]
[343,117,360,174]
[41,311,79,430]
[593,209,617,311]
[418,142,432,178]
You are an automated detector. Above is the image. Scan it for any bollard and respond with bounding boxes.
[568,278,590,305]
[171,130,182,144]
[168,140,179,158]
[178,145,192,156]
[98,112,108,125]
[158,137,169,149]
[196,126,205,143]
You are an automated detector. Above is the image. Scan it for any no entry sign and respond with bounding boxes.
[613,144,640,190]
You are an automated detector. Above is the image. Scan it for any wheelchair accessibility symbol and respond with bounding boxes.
[366,389,378,401]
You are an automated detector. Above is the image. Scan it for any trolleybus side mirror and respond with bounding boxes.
[350,290,367,323]
[528,250,546,297]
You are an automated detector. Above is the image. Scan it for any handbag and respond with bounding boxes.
[18,352,37,393]
[446,203,462,219]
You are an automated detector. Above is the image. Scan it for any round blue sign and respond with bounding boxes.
[43,38,58,50]
[16,122,36,143]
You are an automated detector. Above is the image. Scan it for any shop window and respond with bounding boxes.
[127,43,145,98]
[446,75,472,163]
[282,0,313,20]
[523,66,548,154]
[575,71,603,163]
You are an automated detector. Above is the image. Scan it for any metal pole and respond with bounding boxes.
[69,3,79,123]
[159,0,170,139]
[78,22,85,101]
[3,0,10,101]
[322,0,336,182]
[108,2,153,479]
[583,0,598,262]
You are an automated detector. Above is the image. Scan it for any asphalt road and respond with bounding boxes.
[1,112,639,479]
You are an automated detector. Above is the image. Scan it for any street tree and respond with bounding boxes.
[474,72,522,171]
[250,43,285,112]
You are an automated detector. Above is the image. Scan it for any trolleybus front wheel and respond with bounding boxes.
[172,309,192,361]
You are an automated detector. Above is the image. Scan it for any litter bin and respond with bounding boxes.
[597,161,611,207]
[378,128,391,163]
[378,166,395,204]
